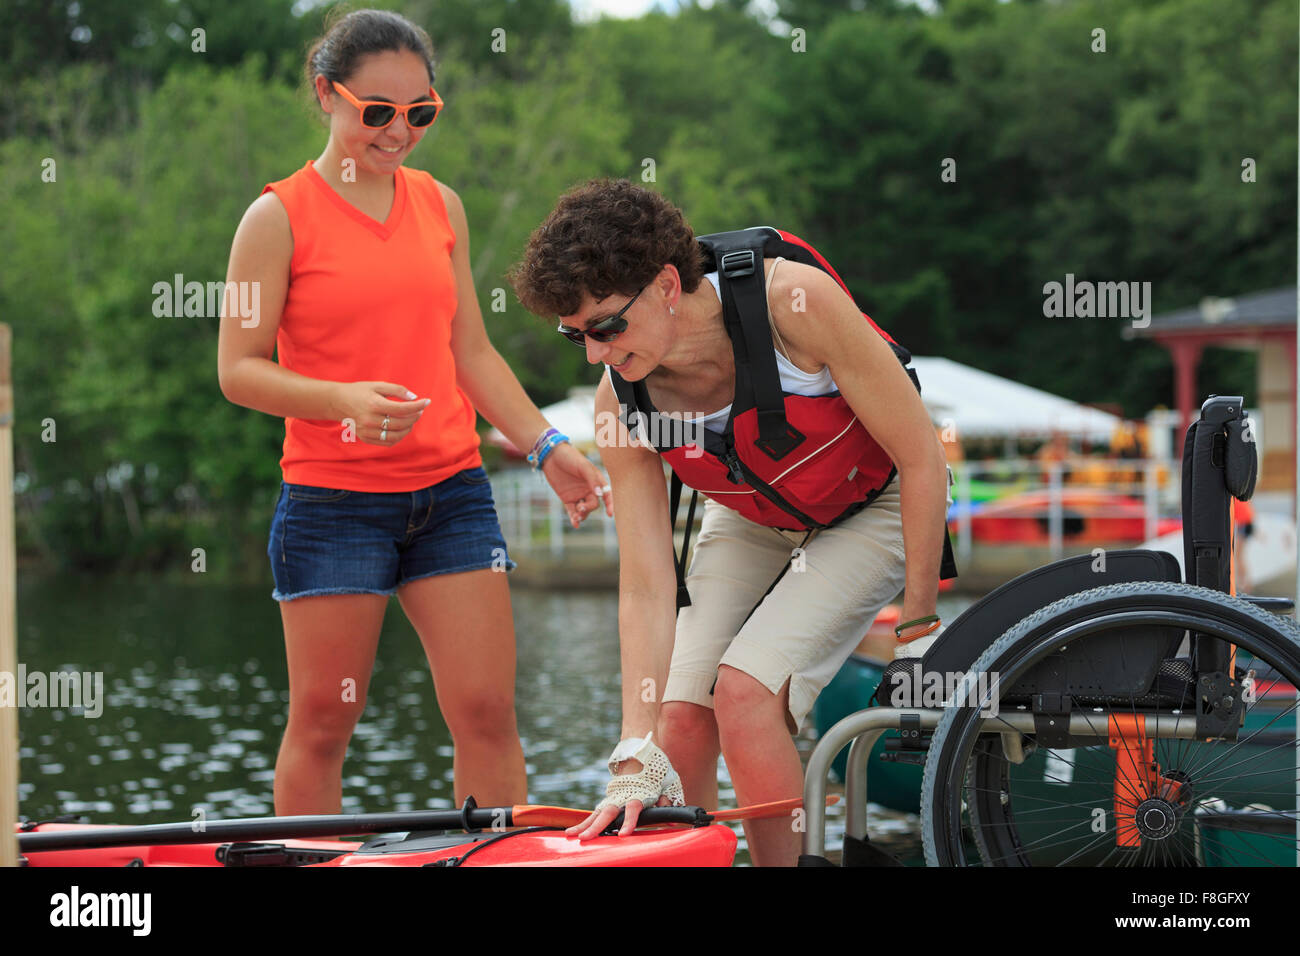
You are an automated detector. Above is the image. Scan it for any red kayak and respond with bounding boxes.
[20,822,737,868]
[16,801,751,867]
[961,489,1182,545]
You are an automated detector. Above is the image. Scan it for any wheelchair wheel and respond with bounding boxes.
[922,581,1300,866]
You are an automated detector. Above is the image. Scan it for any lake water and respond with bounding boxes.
[14,571,972,865]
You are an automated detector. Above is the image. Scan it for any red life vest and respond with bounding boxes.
[609,227,958,602]
[612,227,908,528]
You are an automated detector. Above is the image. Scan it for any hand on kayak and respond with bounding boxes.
[539,442,613,528]
[566,733,685,841]
[565,791,675,842]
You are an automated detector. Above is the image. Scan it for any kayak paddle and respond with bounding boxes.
[19,795,838,853]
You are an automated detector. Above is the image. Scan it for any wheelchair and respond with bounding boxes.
[801,395,1300,866]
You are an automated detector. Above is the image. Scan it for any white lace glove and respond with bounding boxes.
[595,732,686,813]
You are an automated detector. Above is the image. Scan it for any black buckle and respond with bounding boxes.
[719,249,756,279]
[754,422,806,460]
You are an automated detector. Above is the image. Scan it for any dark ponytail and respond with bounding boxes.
[304,7,436,103]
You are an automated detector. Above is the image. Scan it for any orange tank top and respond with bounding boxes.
[261,160,481,492]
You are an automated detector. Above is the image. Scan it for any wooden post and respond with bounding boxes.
[0,324,17,867]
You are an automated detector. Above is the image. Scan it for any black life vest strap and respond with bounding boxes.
[940,524,957,581]
[722,442,827,531]
[669,470,698,612]
[713,236,806,461]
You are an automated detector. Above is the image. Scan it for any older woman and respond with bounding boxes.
[510,179,954,866]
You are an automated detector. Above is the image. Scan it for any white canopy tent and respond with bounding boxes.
[908,356,1124,442]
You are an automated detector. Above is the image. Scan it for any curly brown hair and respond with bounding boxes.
[508,179,706,318]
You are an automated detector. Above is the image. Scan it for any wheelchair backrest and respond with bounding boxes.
[1180,395,1257,595]
[880,394,1257,705]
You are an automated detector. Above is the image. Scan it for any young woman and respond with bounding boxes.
[510,180,953,866]
[216,9,609,816]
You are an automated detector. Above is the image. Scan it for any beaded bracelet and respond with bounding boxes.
[528,426,560,460]
[528,431,570,471]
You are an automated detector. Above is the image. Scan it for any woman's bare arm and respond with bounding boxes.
[439,182,550,451]
[216,191,430,442]
[769,263,949,626]
[217,192,341,420]
[593,372,680,740]
[564,374,681,840]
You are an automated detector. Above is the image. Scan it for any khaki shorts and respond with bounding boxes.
[662,474,932,733]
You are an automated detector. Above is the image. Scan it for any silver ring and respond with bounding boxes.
[382,416,391,430]
[380,428,388,442]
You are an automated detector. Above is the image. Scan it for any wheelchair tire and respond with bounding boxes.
[922,581,1300,866]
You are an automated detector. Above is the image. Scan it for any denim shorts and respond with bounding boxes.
[267,466,517,602]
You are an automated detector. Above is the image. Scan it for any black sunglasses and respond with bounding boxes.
[556,286,645,346]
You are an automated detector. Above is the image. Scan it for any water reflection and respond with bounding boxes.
[16,573,965,864]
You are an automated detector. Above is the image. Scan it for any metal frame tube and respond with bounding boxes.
[844,729,885,841]
[803,707,1202,860]
[803,709,941,859]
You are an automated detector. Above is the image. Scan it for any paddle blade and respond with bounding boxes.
[511,796,839,829]
[509,805,593,828]
[709,795,839,822]
[511,805,706,828]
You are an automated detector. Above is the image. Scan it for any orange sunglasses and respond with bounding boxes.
[331,82,443,130]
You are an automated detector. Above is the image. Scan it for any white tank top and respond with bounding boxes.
[692,261,837,433]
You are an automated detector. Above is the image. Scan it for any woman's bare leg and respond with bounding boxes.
[657,701,721,809]
[274,593,387,814]
[714,666,803,866]
[397,569,526,806]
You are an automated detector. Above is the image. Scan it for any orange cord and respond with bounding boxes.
[896,620,942,644]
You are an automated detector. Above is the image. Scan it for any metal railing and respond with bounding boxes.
[948,456,1179,565]
[489,456,1181,563]
[490,464,619,558]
